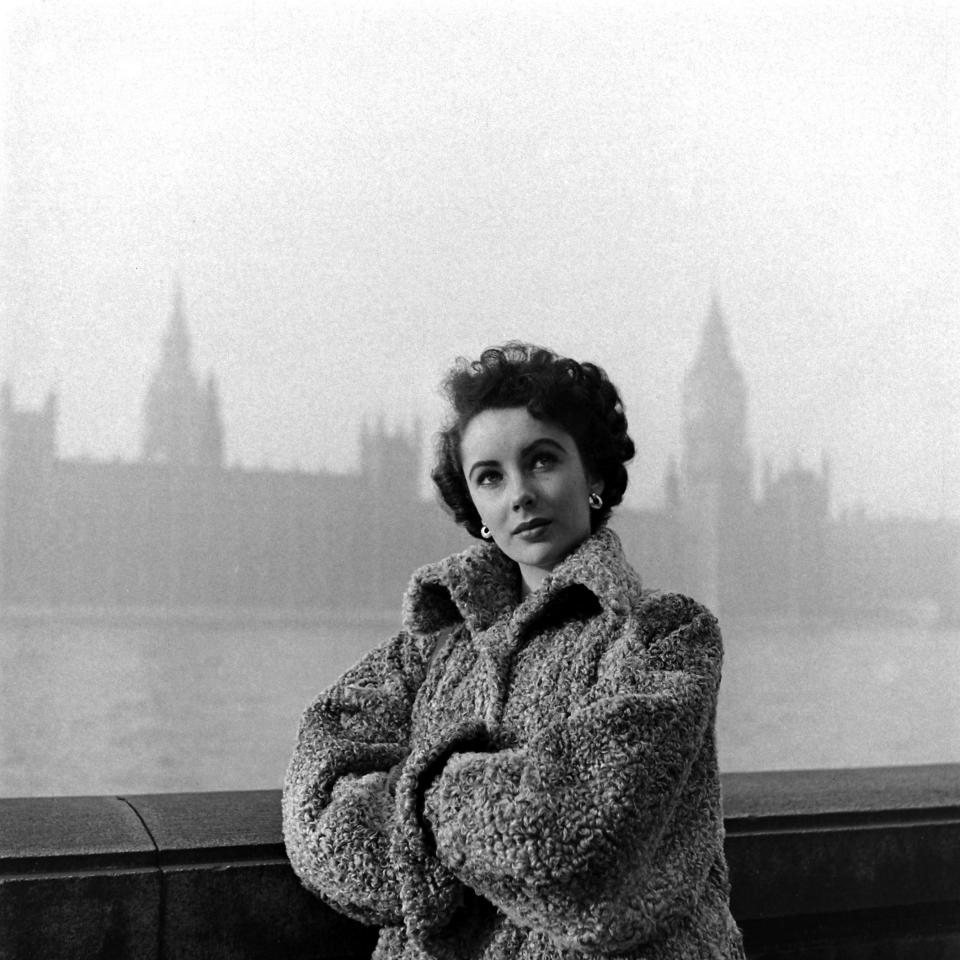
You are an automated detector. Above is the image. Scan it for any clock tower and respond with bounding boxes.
[680,298,753,614]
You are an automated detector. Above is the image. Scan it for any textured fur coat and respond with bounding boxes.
[283,526,745,959]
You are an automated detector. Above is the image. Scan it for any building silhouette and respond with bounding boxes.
[0,291,956,622]
[615,299,955,622]
[0,291,463,620]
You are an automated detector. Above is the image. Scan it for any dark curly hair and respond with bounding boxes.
[431,342,635,539]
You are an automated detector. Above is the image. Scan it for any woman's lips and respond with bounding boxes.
[513,518,551,538]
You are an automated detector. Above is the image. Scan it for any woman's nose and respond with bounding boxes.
[510,478,536,510]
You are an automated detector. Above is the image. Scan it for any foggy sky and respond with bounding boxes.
[2,0,957,517]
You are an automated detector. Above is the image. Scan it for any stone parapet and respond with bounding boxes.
[1,766,958,959]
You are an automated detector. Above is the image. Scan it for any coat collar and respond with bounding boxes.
[402,525,640,637]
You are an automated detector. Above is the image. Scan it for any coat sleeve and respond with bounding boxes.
[282,628,436,926]
[406,595,724,952]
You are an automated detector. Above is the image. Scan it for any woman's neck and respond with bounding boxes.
[518,563,548,597]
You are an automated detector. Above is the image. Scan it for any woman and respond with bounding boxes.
[283,343,745,959]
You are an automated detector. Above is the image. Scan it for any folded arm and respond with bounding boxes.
[282,629,435,926]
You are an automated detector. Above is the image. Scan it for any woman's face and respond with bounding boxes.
[460,406,601,593]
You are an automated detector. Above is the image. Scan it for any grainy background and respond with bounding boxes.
[0,0,957,796]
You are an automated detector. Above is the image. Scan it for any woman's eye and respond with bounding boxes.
[531,452,556,470]
[476,470,501,486]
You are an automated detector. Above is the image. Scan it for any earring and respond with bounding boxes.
[588,491,603,510]
[481,525,492,539]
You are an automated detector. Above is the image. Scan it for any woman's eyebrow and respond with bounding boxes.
[467,458,500,479]
[521,437,567,457]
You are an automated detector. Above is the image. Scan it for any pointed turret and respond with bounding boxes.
[0,383,58,474]
[198,371,225,467]
[678,298,754,614]
[162,279,193,376]
[681,297,750,484]
[143,283,224,467]
[694,295,736,370]
[360,411,420,501]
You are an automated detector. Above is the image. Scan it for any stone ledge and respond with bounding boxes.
[0,764,957,959]
[723,763,960,923]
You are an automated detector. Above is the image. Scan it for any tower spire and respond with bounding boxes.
[695,294,734,368]
[161,275,193,380]
[679,298,752,614]
[142,283,223,467]
[172,274,186,326]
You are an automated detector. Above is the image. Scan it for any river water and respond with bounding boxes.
[1,616,958,797]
